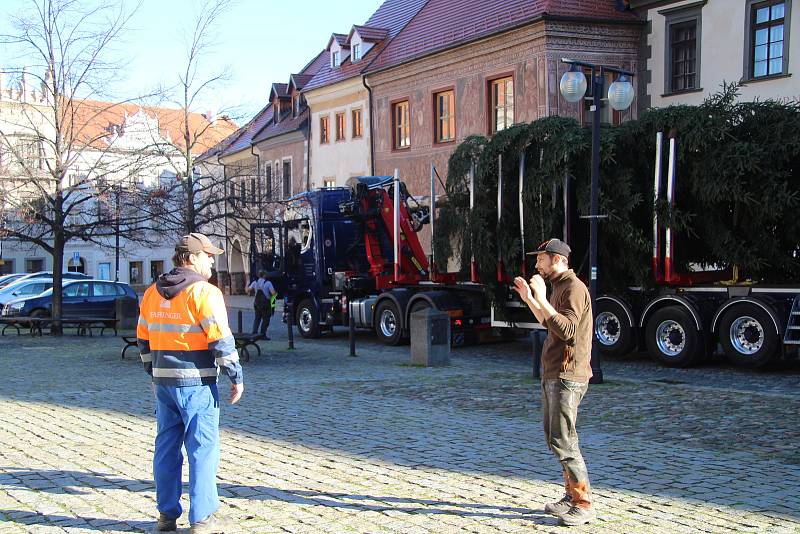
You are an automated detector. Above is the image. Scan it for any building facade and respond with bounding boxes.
[631,0,799,107]
[0,72,237,292]
[362,0,641,253]
[302,0,429,187]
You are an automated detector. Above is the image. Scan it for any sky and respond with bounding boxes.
[1,0,384,123]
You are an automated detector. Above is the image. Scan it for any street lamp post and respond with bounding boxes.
[559,58,635,385]
[114,185,120,282]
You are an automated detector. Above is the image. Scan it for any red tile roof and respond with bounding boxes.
[299,50,329,77]
[367,0,641,72]
[219,104,274,158]
[350,25,390,42]
[251,108,309,145]
[303,0,430,92]
[209,51,328,159]
[248,50,328,145]
[327,33,349,49]
[270,83,289,100]
[289,74,315,92]
[67,99,238,153]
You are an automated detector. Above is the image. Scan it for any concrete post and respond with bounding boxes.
[410,308,450,367]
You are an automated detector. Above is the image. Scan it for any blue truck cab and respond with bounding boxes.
[282,186,370,337]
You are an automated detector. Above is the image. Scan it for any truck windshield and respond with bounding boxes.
[285,200,314,254]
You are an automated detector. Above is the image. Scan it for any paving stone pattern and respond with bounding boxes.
[0,313,799,533]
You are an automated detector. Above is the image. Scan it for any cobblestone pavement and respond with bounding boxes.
[1,310,799,533]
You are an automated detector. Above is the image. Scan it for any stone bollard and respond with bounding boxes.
[410,308,450,367]
[115,297,139,330]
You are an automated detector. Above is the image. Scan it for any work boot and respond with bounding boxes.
[189,514,233,534]
[543,494,573,516]
[155,513,177,532]
[559,506,595,526]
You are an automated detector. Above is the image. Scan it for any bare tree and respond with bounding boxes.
[142,0,240,238]
[0,0,150,333]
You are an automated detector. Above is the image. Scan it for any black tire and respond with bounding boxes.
[374,300,404,346]
[30,308,48,318]
[295,299,320,338]
[239,346,251,363]
[645,305,702,367]
[594,299,635,357]
[718,304,779,368]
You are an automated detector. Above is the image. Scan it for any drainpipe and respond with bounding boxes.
[250,143,261,208]
[249,144,261,281]
[222,162,232,296]
[362,74,375,175]
[305,107,312,190]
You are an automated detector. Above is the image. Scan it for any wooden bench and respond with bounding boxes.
[233,333,262,362]
[0,317,50,336]
[120,334,259,362]
[0,316,118,336]
[120,336,138,359]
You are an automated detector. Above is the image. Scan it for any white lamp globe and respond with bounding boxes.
[559,68,587,103]
[608,75,635,111]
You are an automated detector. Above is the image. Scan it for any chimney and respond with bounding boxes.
[21,67,29,102]
[42,66,52,103]
[204,109,216,122]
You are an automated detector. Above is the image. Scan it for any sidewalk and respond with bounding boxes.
[0,325,798,532]
[224,294,254,310]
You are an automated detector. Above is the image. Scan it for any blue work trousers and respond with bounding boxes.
[154,384,220,524]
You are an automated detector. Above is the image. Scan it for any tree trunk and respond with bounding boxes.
[51,227,64,336]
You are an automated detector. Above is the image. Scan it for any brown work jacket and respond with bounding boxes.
[541,269,593,382]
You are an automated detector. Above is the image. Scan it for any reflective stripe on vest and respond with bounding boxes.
[152,367,219,379]
[147,323,204,334]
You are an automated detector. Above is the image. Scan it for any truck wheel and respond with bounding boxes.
[375,300,404,346]
[718,304,779,368]
[295,299,320,338]
[645,306,701,367]
[594,300,635,357]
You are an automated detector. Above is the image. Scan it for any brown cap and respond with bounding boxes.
[526,238,571,257]
[175,233,224,255]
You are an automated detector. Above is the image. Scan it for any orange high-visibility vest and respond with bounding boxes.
[137,280,241,387]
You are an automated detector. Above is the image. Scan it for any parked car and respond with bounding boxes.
[0,271,91,289]
[0,274,26,289]
[0,278,54,306]
[1,279,137,319]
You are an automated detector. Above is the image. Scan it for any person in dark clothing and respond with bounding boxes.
[245,270,276,339]
[513,238,594,527]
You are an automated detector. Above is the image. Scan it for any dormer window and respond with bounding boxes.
[352,43,361,62]
[332,50,341,68]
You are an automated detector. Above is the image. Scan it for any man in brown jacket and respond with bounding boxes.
[513,238,594,526]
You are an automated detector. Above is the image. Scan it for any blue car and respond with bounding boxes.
[1,279,137,319]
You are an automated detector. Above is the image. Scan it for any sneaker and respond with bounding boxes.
[559,506,595,526]
[155,513,177,532]
[544,494,572,516]
[189,514,233,534]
